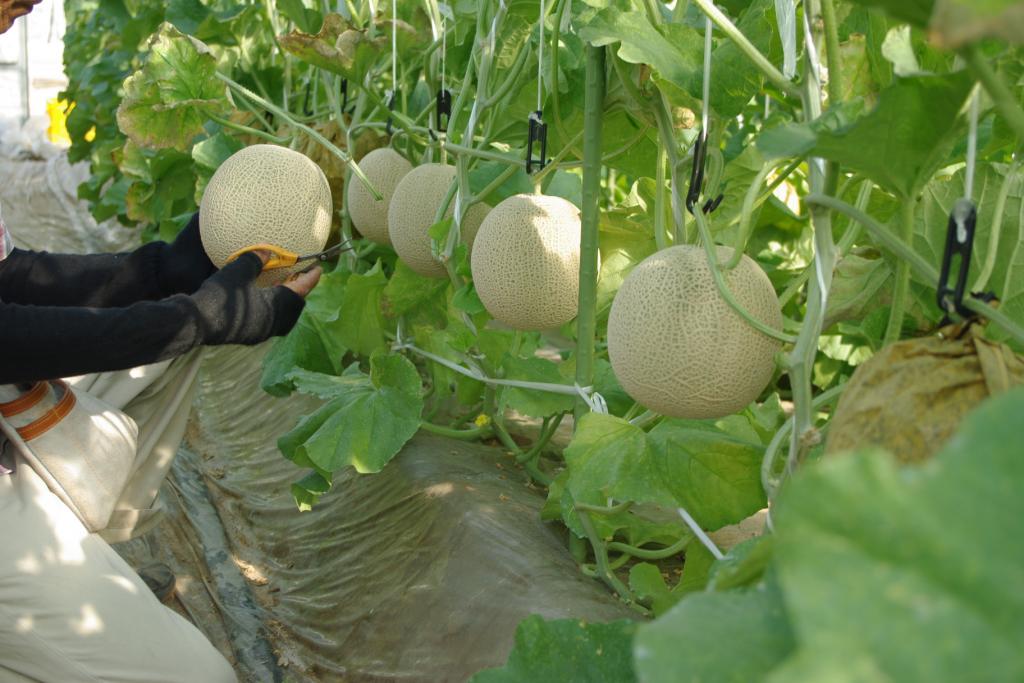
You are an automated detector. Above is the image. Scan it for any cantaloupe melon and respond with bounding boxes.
[199,144,332,286]
[346,147,412,245]
[388,163,490,278]
[471,194,582,331]
[607,245,782,419]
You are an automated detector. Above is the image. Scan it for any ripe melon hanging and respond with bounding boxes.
[388,163,491,278]
[199,144,333,286]
[346,147,412,245]
[607,245,783,419]
[471,194,583,331]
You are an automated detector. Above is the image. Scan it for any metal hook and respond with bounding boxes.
[302,80,313,117]
[526,110,548,174]
[686,130,723,215]
[937,198,980,323]
[341,78,355,115]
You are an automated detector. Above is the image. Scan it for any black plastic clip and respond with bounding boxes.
[435,88,452,133]
[385,89,397,136]
[341,78,355,115]
[936,198,986,324]
[686,131,724,215]
[526,110,548,174]
[302,81,314,116]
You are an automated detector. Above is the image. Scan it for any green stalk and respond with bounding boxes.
[806,193,1024,346]
[883,197,917,345]
[607,535,691,560]
[218,74,382,200]
[419,421,492,440]
[692,208,797,343]
[974,160,1021,292]
[575,45,606,423]
[690,0,802,100]
[578,511,635,602]
[725,160,775,269]
[551,0,584,159]
[962,44,1024,146]
[821,0,843,105]
[654,144,670,250]
[207,113,291,145]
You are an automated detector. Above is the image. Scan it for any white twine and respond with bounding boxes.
[677,506,725,561]
[390,0,398,105]
[701,15,712,133]
[965,86,980,200]
[537,0,546,112]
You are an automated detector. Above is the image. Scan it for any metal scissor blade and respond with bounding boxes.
[296,240,355,263]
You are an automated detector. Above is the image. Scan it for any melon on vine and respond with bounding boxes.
[346,147,412,245]
[199,144,332,286]
[388,163,490,278]
[471,193,583,331]
[607,245,782,419]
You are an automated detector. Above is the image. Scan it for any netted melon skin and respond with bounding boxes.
[471,194,582,331]
[199,144,332,287]
[388,164,490,278]
[346,148,412,245]
[607,245,782,419]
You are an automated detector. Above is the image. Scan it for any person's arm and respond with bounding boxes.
[0,253,309,384]
[0,214,216,308]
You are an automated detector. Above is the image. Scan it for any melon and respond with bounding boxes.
[470,194,582,331]
[346,147,412,245]
[199,144,332,286]
[388,163,491,278]
[607,245,782,419]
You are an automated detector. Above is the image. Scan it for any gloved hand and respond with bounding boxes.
[157,213,217,296]
[191,251,309,346]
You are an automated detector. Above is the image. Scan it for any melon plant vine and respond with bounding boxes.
[66,0,1024,677]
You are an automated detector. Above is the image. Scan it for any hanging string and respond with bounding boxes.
[964,87,980,200]
[536,0,546,112]
[441,14,447,93]
[701,15,712,134]
[390,0,397,104]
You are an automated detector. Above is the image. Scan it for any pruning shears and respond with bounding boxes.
[226,241,354,272]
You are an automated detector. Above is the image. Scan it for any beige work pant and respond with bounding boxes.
[0,353,237,682]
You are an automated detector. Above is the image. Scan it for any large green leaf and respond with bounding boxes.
[634,580,795,683]
[501,355,576,418]
[338,261,389,356]
[760,72,972,198]
[116,23,229,151]
[471,616,638,683]
[563,413,766,530]
[278,352,423,474]
[771,387,1024,681]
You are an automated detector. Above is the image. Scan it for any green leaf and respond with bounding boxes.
[810,72,973,198]
[500,355,575,418]
[278,13,391,80]
[192,131,244,202]
[772,387,1024,681]
[847,0,935,27]
[382,260,450,319]
[452,283,488,315]
[116,23,229,151]
[471,616,638,683]
[647,420,767,531]
[564,413,675,509]
[579,9,703,102]
[276,0,323,34]
[261,316,342,397]
[338,261,388,356]
[279,352,423,474]
[290,470,331,512]
[634,580,796,683]
[629,563,687,616]
[824,250,893,329]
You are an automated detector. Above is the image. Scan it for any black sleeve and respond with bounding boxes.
[0,253,306,384]
[0,242,168,308]
[0,296,205,384]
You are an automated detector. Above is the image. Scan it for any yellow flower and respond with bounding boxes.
[474,414,491,428]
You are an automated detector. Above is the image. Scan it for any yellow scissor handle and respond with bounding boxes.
[225,243,299,271]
